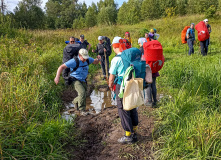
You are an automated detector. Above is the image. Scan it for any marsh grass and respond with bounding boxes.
[0,14,221,159]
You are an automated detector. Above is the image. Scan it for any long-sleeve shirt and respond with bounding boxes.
[186,28,195,41]
[94,42,110,56]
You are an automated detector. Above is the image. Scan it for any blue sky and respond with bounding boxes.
[6,0,128,12]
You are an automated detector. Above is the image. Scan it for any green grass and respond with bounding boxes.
[0,14,221,159]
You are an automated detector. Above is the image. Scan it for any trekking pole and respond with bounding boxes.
[104,50,109,85]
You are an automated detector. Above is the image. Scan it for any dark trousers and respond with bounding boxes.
[200,40,208,56]
[115,84,138,133]
[146,77,157,103]
[100,55,109,77]
[187,39,194,55]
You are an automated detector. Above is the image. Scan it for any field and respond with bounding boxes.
[0,14,221,159]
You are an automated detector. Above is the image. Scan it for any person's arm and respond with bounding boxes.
[109,74,115,91]
[186,29,190,39]
[54,64,67,85]
[87,43,91,51]
[93,58,100,64]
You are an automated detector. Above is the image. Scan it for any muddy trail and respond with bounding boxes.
[61,72,156,160]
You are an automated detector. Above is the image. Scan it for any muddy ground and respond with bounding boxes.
[62,72,155,160]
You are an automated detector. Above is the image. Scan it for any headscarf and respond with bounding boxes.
[138,38,147,46]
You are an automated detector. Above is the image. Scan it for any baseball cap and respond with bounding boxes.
[80,34,84,38]
[203,19,208,22]
[112,36,123,45]
[98,36,103,40]
[79,49,89,59]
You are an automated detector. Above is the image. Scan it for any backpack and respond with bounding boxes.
[62,43,81,85]
[181,26,190,44]
[122,38,132,49]
[117,48,146,87]
[195,21,210,41]
[103,36,112,56]
[143,40,164,73]
[66,56,90,85]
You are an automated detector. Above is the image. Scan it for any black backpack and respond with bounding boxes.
[103,36,112,56]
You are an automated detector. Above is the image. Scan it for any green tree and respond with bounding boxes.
[176,0,187,16]
[187,0,219,14]
[85,2,97,27]
[118,0,141,25]
[159,0,176,16]
[141,0,161,20]
[14,0,45,29]
[97,5,117,25]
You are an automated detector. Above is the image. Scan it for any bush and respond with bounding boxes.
[205,5,217,18]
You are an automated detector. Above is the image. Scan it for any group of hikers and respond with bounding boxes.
[54,28,162,144]
[185,19,211,56]
[54,18,211,144]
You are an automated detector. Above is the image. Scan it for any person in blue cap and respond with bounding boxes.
[186,23,195,55]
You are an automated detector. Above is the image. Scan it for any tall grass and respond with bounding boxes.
[0,14,221,159]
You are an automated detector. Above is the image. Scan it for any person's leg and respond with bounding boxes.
[192,40,194,54]
[200,41,206,56]
[100,56,106,77]
[152,77,157,103]
[146,82,153,103]
[106,56,110,76]
[205,40,208,55]
[72,80,87,111]
[187,39,192,55]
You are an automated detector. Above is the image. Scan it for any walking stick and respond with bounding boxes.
[104,50,109,85]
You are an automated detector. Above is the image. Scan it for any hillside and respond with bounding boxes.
[0,14,221,159]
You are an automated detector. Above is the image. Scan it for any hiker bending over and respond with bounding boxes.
[200,19,211,56]
[92,36,111,80]
[108,37,138,144]
[124,32,132,47]
[54,49,100,116]
[79,34,91,52]
[186,23,195,56]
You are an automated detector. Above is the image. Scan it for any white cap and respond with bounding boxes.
[98,36,103,40]
[203,19,208,22]
[112,36,122,45]
[79,49,89,59]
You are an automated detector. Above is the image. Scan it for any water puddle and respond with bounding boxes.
[62,89,116,121]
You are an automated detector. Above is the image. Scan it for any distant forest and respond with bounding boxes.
[0,0,220,30]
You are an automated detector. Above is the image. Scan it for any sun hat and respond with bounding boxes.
[150,29,154,33]
[203,19,208,22]
[98,36,103,40]
[112,36,126,52]
[79,48,89,59]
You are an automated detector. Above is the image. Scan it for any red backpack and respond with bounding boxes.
[181,26,190,44]
[143,40,164,73]
[195,21,210,41]
[122,38,131,49]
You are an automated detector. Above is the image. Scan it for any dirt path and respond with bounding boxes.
[62,71,155,159]
[70,105,155,160]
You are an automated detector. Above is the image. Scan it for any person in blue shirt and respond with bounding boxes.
[54,49,100,115]
[186,23,195,56]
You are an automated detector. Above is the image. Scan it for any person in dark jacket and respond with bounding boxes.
[92,36,110,80]
[186,23,195,56]
[79,34,91,51]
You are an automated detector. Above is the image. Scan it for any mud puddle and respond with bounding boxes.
[61,87,116,121]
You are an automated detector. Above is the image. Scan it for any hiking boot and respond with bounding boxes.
[152,102,157,108]
[145,101,152,106]
[80,111,90,116]
[74,103,79,111]
[102,76,107,80]
[118,135,133,144]
[132,133,138,142]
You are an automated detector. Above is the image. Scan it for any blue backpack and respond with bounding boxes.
[117,48,146,87]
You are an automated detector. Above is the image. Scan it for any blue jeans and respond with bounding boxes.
[187,39,194,55]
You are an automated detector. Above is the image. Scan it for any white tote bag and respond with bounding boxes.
[123,75,144,111]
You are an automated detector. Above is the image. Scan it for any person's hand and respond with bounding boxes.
[97,55,101,60]
[109,82,114,91]
[54,77,60,85]
[92,49,95,53]
[104,48,106,52]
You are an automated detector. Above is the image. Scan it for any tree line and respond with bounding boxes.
[0,0,220,30]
